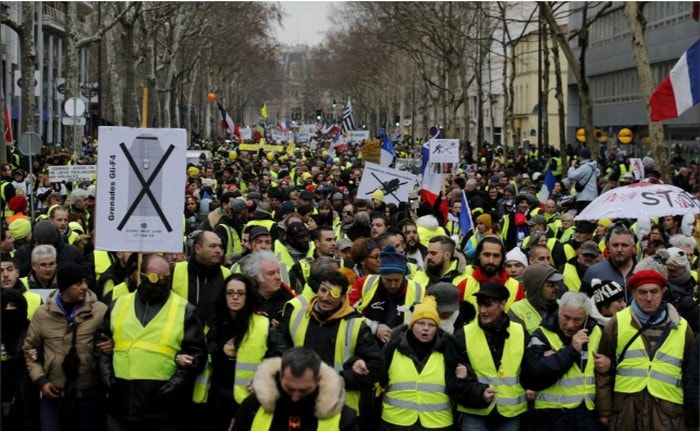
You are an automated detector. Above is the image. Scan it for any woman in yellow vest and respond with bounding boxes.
[194,273,285,430]
[381,296,455,430]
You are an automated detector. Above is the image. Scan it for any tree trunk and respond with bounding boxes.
[551,24,567,164]
[20,2,36,134]
[541,19,550,152]
[121,15,137,127]
[623,2,669,182]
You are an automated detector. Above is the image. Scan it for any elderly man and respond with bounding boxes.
[451,282,529,431]
[172,231,231,324]
[96,254,206,431]
[596,268,694,430]
[20,245,59,293]
[280,270,383,425]
[240,250,296,327]
[353,245,425,344]
[524,292,609,429]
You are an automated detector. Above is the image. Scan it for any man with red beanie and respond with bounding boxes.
[596,269,695,430]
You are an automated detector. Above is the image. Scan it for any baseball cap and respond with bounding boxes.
[579,240,601,256]
[527,214,547,226]
[427,282,460,313]
[248,226,270,240]
[337,238,352,251]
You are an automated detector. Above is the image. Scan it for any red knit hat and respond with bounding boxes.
[8,196,27,213]
[626,269,667,291]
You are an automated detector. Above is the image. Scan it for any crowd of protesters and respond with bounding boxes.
[1,134,699,431]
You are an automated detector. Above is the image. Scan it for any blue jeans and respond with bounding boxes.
[459,413,520,431]
[40,393,105,431]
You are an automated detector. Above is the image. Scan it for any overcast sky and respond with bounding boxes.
[273,2,333,46]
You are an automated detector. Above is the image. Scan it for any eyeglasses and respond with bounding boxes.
[344,211,354,216]
[141,272,171,283]
[35,262,57,269]
[226,290,246,297]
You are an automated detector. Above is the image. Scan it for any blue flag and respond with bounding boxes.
[459,190,473,234]
[537,169,557,203]
[380,134,395,166]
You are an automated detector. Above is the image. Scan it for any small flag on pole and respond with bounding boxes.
[341,98,355,134]
[459,190,473,235]
[649,39,700,122]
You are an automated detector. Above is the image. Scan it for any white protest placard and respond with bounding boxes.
[629,158,644,180]
[48,164,97,182]
[240,128,252,141]
[271,130,293,141]
[95,127,187,253]
[357,162,418,206]
[429,139,459,174]
[296,132,311,142]
[301,124,319,134]
[348,130,370,143]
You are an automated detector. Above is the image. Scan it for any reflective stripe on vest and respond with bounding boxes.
[288,295,363,412]
[462,277,521,312]
[382,350,452,427]
[220,224,243,255]
[508,299,542,335]
[232,314,269,404]
[252,406,342,430]
[458,320,527,416]
[534,325,600,410]
[355,275,424,323]
[614,307,686,404]
[111,292,186,380]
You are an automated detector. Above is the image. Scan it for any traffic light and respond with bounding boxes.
[332,100,336,109]
[394,116,400,127]
[316,110,322,121]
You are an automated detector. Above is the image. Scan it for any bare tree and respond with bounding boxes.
[623,2,669,181]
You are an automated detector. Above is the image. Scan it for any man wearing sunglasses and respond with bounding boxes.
[96,253,206,431]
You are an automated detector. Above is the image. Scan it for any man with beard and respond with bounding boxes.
[413,235,468,289]
[509,265,563,334]
[399,219,428,272]
[280,270,383,425]
[580,224,637,298]
[96,254,206,431]
[275,222,313,270]
[457,236,525,323]
[354,245,425,344]
[290,226,344,292]
[562,241,601,293]
[172,231,231,324]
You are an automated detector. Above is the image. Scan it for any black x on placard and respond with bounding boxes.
[117,141,175,232]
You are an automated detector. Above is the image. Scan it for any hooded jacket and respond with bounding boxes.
[567,159,599,202]
[232,357,357,431]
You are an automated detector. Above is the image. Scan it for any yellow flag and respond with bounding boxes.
[261,103,268,119]
[286,138,295,156]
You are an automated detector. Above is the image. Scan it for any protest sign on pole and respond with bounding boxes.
[357,162,418,206]
[95,127,186,252]
[428,139,459,174]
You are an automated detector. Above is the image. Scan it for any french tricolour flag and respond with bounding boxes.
[650,39,700,122]
[421,137,448,222]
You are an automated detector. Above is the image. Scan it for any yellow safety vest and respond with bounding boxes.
[275,241,315,270]
[411,260,467,289]
[288,295,363,412]
[459,320,527,416]
[246,219,275,232]
[535,326,600,410]
[462,277,521,312]
[93,250,113,281]
[219,224,243,255]
[382,349,453,427]
[562,263,581,292]
[171,261,231,300]
[19,278,43,319]
[614,307,686,404]
[417,225,445,249]
[508,299,543,335]
[355,275,424,324]
[111,292,186,380]
[252,405,341,430]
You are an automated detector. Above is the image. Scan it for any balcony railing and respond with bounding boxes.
[42,5,89,36]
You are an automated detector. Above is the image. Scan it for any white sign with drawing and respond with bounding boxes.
[428,139,459,174]
[348,130,370,143]
[49,165,97,182]
[357,162,418,206]
[95,127,186,253]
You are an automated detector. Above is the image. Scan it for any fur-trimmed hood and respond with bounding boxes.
[252,357,346,419]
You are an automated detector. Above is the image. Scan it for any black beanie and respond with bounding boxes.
[57,263,88,291]
[33,220,59,246]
